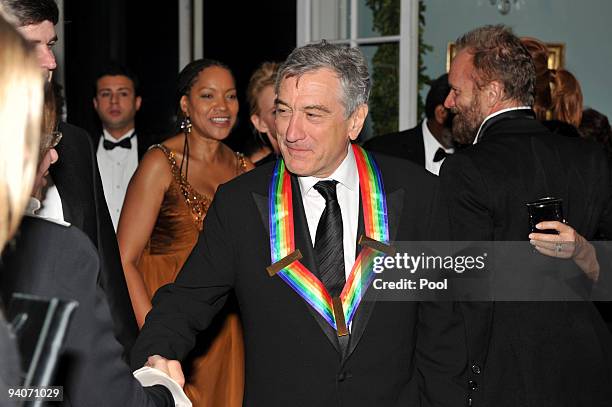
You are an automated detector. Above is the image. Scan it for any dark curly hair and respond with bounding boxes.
[580,108,612,158]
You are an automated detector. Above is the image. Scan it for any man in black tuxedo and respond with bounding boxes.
[439,25,612,406]
[131,42,465,406]
[1,0,138,356]
[93,62,146,231]
[364,74,454,175]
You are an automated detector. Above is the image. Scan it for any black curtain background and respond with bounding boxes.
[63,0,295,152]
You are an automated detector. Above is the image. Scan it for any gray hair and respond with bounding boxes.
[455,25,535,106]
[275,41,371,118]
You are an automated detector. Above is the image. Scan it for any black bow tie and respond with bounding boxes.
[103,132,136,150]
[433,147,450,162]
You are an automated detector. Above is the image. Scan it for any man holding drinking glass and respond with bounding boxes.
[439,24,612,406]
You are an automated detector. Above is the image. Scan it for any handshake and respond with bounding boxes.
[133,355,190,407]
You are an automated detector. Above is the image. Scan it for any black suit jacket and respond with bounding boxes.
[0,217,173,407]
[53,122,138,356]
[131,152,466,406]
[439,110,612,407]
[0,313,20,406]
[136,132,149,161]
[363,123,425,166]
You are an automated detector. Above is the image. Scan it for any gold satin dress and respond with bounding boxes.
[138,144,245,407]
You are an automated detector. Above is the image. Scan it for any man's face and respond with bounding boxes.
[444,51,488,144]
[275,68,366,178]
[93,75,141,133]
[18,21,57,81]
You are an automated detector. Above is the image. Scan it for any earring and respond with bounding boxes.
[180,116,192,134]
[179,116,191,180]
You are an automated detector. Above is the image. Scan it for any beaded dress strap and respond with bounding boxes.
[149,144,209,228]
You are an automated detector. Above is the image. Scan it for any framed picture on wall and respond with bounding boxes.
[446,42,565,71]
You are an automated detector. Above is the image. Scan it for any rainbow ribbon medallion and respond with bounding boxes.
[267,145,390,334]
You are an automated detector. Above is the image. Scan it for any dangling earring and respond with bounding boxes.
[180,116,192,134]
[179,115,191,180]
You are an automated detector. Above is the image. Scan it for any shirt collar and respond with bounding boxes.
[473,106,531,145]
[26,197,41,216]
[298,144,358,195]
[102,128,136,142]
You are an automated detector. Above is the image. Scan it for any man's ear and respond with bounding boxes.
[93,97,99,111]
[434,104,448,126]
[250,113,269,134]
[485,80,503,107]
[348,104,369,141]
[135,96,142,112]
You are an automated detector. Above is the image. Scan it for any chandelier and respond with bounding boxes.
[490,0,520,15]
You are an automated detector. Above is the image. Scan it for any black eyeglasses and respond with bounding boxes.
[38,130,63,161]
[46,130,62,149]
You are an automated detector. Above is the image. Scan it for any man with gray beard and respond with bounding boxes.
[439,25,612,407]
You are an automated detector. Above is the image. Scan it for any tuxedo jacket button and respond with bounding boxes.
[471,363,481,374]
[468,380,478,391]
[337,371,352,382]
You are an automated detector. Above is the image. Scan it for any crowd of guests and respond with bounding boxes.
[1,0,612,406]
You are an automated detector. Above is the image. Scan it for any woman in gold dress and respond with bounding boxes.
[117,59,253,407]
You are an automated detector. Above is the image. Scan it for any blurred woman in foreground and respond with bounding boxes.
[0,8,44,400]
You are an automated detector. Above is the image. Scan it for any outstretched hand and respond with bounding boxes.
[145,355,185,388]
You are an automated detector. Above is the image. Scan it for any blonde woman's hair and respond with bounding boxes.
[0,10,44,250]
[247,62,280,116]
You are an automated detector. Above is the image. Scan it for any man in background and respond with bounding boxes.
[93,63,144,230]
[440,24,612,406]
[365,73,454,175]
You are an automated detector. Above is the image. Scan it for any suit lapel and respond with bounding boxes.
[51,133,84,228]
[411,125,426,167]
[343,186,404,363]
[252,192,269,235]
[135,133,150,161]
[395,124,426,167]
[252,176,342,355]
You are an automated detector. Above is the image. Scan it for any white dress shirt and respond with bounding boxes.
[27,197,70,226]
[422,118,454,176]
[96,129,139,231]
[298,145,359,280]
[37,179,65,222]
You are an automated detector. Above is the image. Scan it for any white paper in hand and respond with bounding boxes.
[133,366,192,407]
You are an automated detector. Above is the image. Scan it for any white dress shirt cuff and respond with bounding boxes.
[133,366,192,406]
